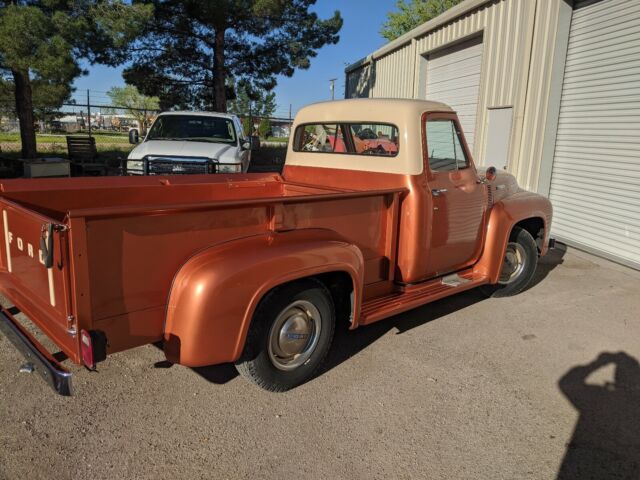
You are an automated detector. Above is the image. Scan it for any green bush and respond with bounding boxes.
[258,118,271,138]
[242,117,253,136]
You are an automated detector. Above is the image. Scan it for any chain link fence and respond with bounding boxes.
[0,103,288,175]
[0,103,159,158]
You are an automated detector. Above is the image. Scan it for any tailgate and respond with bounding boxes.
[0,199,78,362]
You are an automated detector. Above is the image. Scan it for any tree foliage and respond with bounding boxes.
[380,0,463,41]
[106,85,159,133]
[228,85,276,119]
[258,117,270,138]
[124,0,342,112]
[242,116,253,137]
[0,1,152,158]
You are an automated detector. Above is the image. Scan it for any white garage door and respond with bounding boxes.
[426,36,483,154]
[549,0,640,269]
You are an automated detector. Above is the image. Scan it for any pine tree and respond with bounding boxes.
[0,1,152,158]
[124,1,342,112]
[228,84,277,118]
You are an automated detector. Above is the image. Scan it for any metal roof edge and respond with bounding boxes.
[345,0,491,73]
[343,54,374,73]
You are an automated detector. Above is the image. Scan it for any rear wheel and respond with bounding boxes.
[235,279,335,392]
[480,226,538,298]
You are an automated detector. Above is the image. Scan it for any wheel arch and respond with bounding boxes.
[514,217,546,253]
[474,191,552,283]
[163,229,364,367]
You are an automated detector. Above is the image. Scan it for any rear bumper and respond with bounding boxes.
[0,307,72,396]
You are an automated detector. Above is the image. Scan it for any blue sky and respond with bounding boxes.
[71,0,397,117]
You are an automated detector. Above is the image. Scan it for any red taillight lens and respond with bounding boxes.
[80,329,94,369]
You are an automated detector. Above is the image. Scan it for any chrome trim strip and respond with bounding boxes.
[0,309,72,396]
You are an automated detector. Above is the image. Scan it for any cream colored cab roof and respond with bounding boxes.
[287,98,454,175]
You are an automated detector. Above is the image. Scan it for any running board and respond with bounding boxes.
[359,269,487,325]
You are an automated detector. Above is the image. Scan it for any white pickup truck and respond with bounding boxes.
[126,111,257,175]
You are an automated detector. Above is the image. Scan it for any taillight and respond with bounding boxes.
[80,329,95,369]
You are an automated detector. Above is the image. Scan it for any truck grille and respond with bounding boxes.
[127,156,240,175]
[145,157,211,175]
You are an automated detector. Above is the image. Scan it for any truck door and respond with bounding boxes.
[422,112,486,277]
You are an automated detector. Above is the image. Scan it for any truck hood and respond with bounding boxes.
[128,140,239,163]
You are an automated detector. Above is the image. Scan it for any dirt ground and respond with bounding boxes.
[1,245,639,480]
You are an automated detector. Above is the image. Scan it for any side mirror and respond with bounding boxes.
[485,166,497,181]
[250,135,260,151]
[128,129,139,145]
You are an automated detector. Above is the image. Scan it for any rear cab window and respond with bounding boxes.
[294,123,399,157]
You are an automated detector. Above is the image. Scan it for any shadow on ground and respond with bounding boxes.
[155,246,566,387]
[525,241,567,292]
[557,352,640,479]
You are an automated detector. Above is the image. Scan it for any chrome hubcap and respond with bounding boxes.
[268,300,321,371]
[499,242,526,285]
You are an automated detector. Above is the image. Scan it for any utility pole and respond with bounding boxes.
[288,104,292,136]
[87,89,92,138]
[249,102,253,136]
[329,78,337,100]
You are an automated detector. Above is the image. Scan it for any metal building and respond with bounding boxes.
[345,0,640,270]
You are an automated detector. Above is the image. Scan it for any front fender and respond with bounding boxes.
[164,229,364,367]
[473,191,552,283]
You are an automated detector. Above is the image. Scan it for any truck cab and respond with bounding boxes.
[0,99,552,395]
[284,99,551,286]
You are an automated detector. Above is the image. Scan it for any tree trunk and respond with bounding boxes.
[213,28,227,113]
[12,69,38,159]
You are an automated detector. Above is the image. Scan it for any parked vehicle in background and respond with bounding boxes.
[126,112,257,175]
[0,99,552,396]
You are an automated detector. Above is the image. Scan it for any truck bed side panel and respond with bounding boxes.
[83,194,398,356]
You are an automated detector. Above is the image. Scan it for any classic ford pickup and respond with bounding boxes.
[0,99,552,394]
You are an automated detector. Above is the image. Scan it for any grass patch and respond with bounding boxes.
[0,136,285,176]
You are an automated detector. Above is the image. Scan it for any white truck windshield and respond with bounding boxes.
[147,115,237,144]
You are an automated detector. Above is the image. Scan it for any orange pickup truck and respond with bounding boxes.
[0,99,552,395]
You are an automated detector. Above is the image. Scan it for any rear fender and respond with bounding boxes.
[164,229,364,367]
[474,191,552,283]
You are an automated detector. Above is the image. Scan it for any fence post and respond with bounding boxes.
[87,89,92,138]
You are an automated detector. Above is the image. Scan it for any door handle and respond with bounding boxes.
[431,188,448,197]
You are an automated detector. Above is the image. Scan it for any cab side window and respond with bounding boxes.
[426,119,468,171]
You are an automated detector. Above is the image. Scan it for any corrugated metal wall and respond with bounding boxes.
[345,0,564,191]
[517,0,564,192]
[370,44,415,98]
[346,63,373,98]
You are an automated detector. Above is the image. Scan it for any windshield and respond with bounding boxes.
[147,115,237,144]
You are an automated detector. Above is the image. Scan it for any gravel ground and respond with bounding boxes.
[0,245,639,480]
